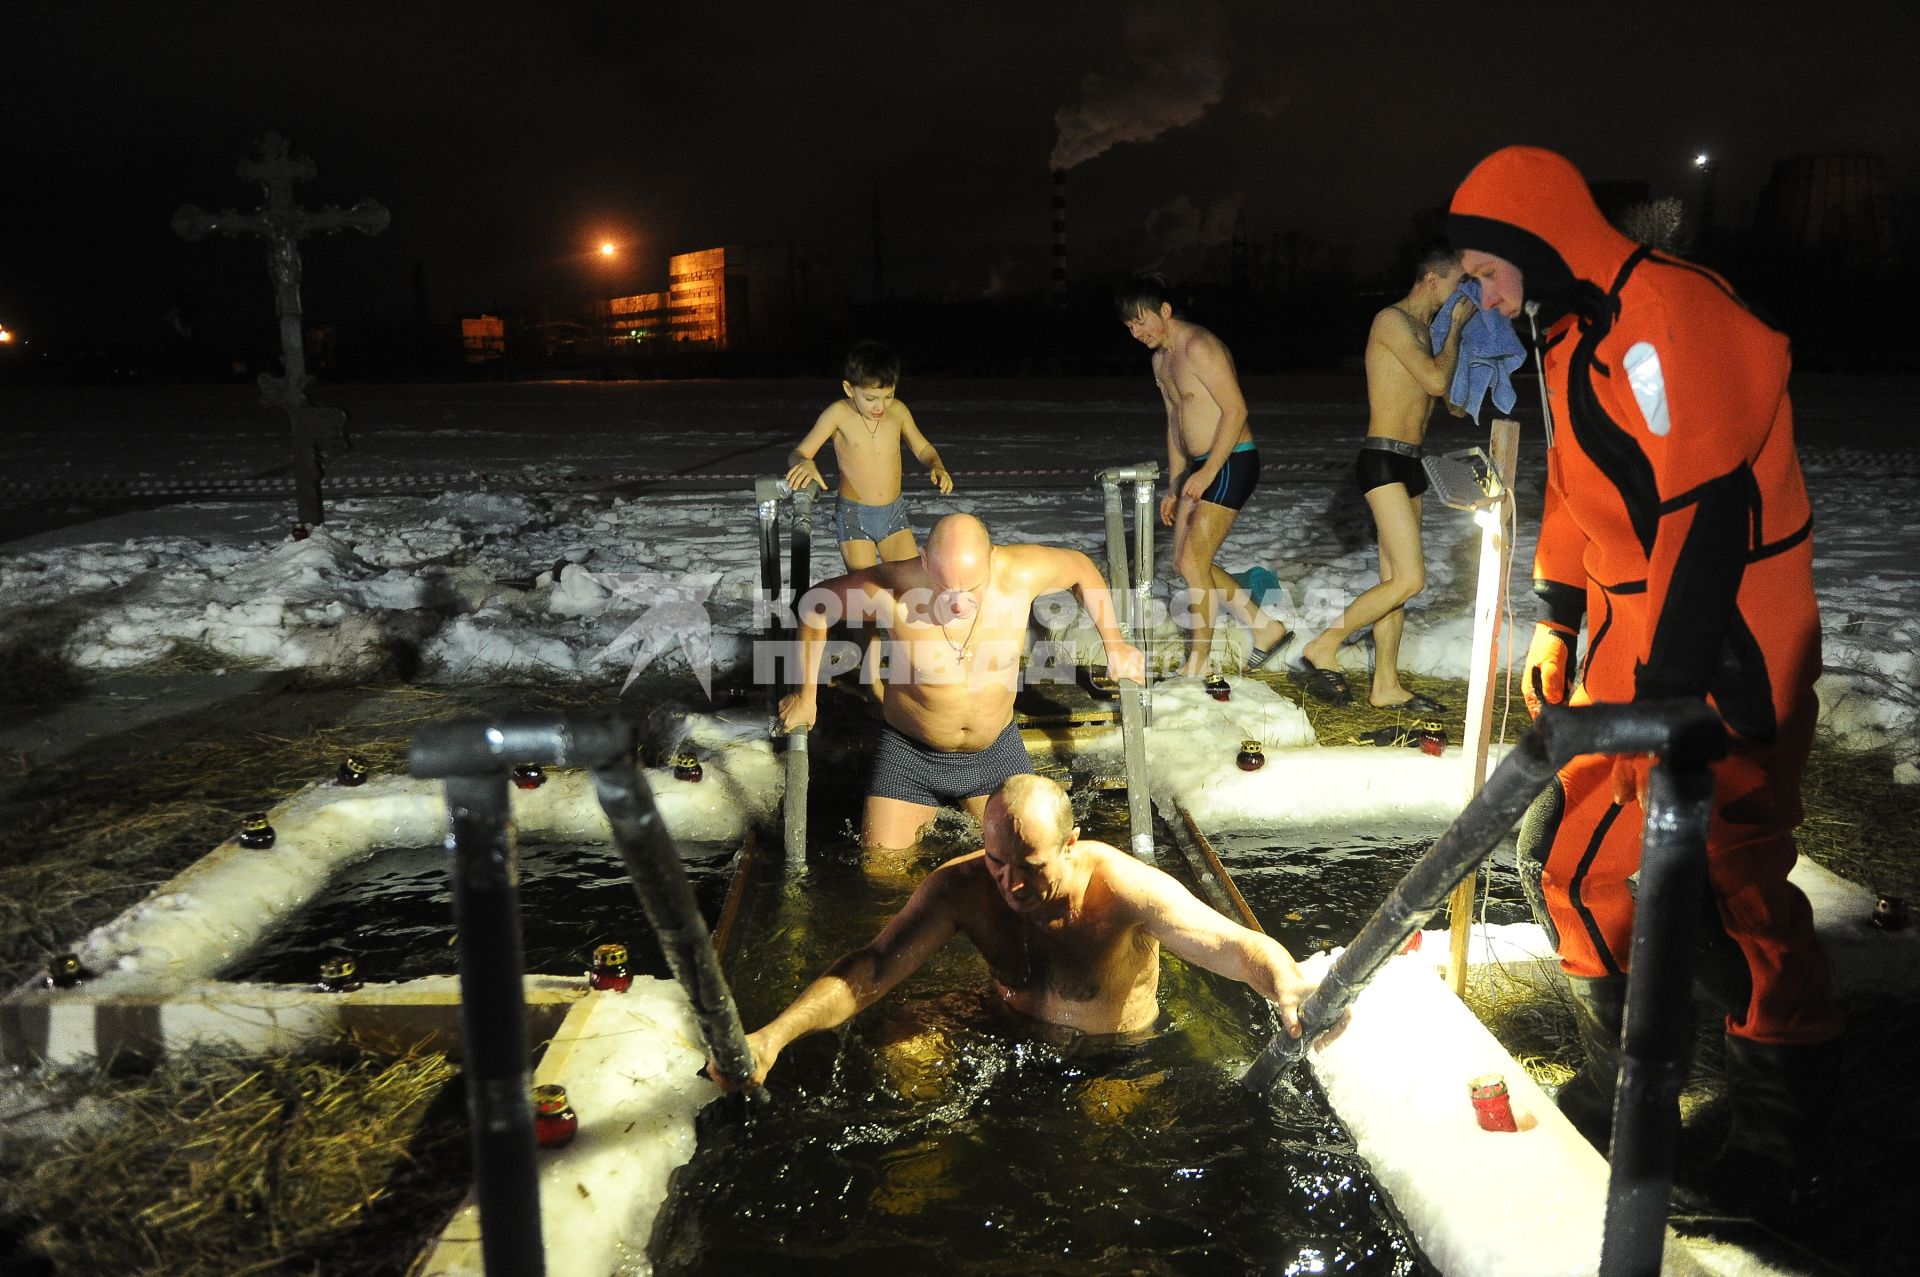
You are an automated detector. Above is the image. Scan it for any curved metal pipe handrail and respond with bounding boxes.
[409,713,767,1276]
[1232,699,1725,1277]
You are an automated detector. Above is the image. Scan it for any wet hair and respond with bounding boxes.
[1115,274,1176,321]
[994,774,1075,849]
[843,340,900,389]
[1414,246,1461,284]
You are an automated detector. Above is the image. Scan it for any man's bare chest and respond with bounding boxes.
[979,918,1144,1004]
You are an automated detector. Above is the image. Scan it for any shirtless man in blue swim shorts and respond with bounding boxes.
[1118,276,1289,678]
[780,514,1144,854]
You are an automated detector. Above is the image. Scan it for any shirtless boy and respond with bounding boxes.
[1118,277,1289,677]
[779,514,1145,851]
[710,773,1321,1089]
[1294,250,1474,709]
[786,340,953,570]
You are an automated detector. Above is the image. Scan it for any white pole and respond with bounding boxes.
[1446,420,1521,993]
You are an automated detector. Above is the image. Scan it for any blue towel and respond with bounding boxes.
[1427,277,1525,425]
[1230,565,1284,609]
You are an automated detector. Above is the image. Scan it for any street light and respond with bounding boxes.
[587,240,625,375]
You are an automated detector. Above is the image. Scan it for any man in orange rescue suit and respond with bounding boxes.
[1449,146,1842,1222]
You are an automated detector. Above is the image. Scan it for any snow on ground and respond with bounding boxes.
[7,379,1913,781]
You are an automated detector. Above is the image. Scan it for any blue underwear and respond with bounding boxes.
[1179,442,1260,510]
[868,718,1034,808]
[835,494,912,545]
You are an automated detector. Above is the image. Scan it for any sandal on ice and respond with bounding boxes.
[1288,657,1352,705]
[1379,692,1446,717]
[1244,631,1290,673]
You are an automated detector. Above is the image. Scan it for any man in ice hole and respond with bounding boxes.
[709,774,1322,1090]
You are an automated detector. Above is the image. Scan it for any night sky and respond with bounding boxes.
[2,1,1917,344]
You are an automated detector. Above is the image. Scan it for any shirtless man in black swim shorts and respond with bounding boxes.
[1119,277,1290,678]
[1295,249,1474,709]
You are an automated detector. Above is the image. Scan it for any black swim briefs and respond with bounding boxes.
[1355,437,1428,498]
[868,717,1034,808]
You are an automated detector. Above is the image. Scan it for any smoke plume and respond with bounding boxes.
[1050,3,1228,172]
[1144,192,1242,262]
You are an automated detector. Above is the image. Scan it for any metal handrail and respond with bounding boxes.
[1236,699,1727,1277]
[410,713,763,1277]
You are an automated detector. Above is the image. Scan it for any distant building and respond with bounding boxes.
[1755,153,1898,272]
[599,244,837,353]
[461,315,504,364]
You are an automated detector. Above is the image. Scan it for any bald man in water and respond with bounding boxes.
[711,773,1319,1089]
[780,514,1146,850]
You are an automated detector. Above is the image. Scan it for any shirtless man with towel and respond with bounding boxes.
[1295,249,1474,710]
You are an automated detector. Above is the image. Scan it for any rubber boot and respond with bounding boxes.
[1706,1035,1842,1226]
[1556,974,1627,1152]
[1514,779,1563,950]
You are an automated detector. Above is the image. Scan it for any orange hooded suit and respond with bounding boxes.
[1450,147,1840,1046]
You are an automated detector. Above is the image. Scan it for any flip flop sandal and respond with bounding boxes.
[1245,633,1289,673]
[1288,657,1352,705]
[1379,692,1447,717]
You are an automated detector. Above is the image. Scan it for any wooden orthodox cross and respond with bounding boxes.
[173,134,390,524]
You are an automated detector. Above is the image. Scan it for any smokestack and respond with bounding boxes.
[1050,168,1068,308]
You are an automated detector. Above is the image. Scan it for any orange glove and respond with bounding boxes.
[1610,754,1652,808]
[1522,622,1577,718]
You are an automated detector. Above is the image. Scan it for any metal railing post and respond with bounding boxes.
[440,769,545,1277]
[754,477,785,649]
[1600,753,1717,1277]
[1132,472,1157,706]
[783,727,810,861]
[788,485,815,632]
[1097,463,1160,861]
[587,754,761,1095]
[411,712,772,1273]
[1100,477,1134,637]
[1117,679,1154,862]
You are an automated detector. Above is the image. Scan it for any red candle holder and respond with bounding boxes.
[1469,1074,1518,1132]
[533,1084,578,1148]
[588,943,633,993]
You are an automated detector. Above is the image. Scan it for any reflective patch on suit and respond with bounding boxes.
[1623,341,1670,436]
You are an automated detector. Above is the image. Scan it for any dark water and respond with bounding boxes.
[1203,825,1533,958]
[646,826,1432,1276]
[222,837,738,984]
[220,802,1499,1272]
